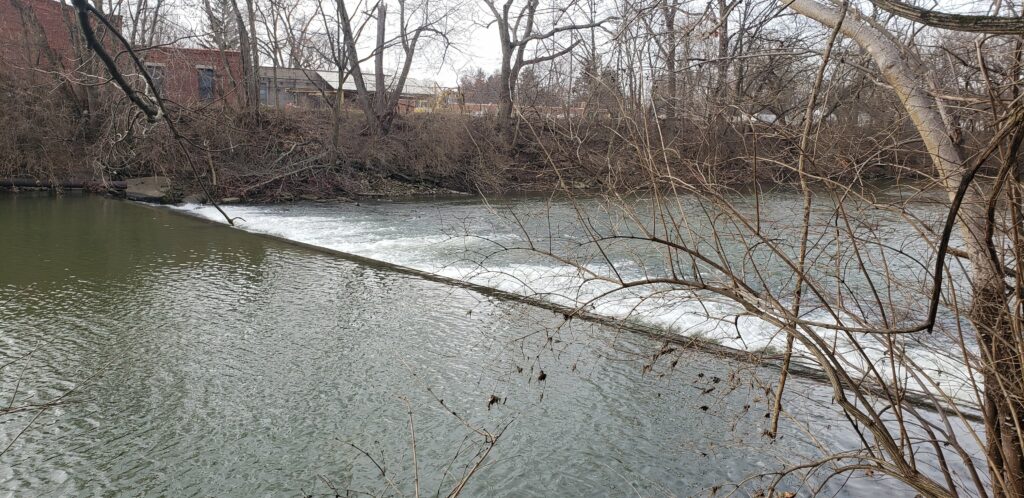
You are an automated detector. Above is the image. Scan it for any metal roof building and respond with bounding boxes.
[314,71,442,98]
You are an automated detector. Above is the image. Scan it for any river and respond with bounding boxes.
[178,188,974,397]
[0,193,976,496]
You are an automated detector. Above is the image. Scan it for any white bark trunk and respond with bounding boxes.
[785,0,994,278]
[787,0,959,187]
[785,1,1019,494]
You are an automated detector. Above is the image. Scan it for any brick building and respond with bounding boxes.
[142,47,244,107]
[0,0,243,108]
[0,0,118,80]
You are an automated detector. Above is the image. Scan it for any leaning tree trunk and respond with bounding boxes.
[785,0,1022,495]
[335,0,377,131]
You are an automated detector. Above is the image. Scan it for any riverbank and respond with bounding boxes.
[1,107,931,204]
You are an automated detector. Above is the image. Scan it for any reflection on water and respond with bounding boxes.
[1,193,931,495]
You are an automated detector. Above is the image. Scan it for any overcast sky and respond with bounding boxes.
[422,21,504,85]
[385,10,506,86]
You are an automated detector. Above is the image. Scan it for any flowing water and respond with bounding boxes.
[176,189,973,397]
[0,193,977,496]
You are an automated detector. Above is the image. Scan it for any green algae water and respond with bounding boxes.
[0,193,934,496]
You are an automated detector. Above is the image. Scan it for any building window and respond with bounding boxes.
[288,84,297,106]
[197,68,215,101]
[144,63,165,96]
[259,79,269,105]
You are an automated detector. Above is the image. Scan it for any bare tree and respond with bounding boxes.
[480,0,611,134]
[330,0,457,133]
[229,0,261,114]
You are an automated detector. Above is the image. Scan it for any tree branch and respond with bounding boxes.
[869,0,1024,34]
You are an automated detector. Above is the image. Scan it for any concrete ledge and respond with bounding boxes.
[125,176,171,202]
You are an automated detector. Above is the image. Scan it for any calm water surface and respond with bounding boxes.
[0,194,927,496]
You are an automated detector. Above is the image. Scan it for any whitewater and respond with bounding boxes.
[170,193,978,402]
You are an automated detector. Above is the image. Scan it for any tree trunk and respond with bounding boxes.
[785,0,1022,494]
[497,39,515,135]
[381,32,420,134]
[373,3,387,129]
[331,64,345,163]
[244,0,259,106]
[715,0,729,100]
[661,0,678,126]
[336,0,377,131]
[498,90,514,132]
[230,0,258,113]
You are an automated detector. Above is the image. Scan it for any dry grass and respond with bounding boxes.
[1,64,935,201]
